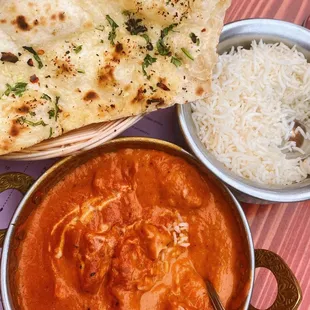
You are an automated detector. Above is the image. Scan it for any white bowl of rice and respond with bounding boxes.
[178,19,310,203]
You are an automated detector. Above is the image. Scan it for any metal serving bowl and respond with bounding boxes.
[0,138,301,309]
[178,19,310,203]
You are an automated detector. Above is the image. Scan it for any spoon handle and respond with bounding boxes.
[206,279,226,310]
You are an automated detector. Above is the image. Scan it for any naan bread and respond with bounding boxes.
[0,0,230,155]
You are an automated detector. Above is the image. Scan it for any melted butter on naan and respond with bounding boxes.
[0,0,230,155]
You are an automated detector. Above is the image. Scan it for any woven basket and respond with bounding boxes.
[1,115,143,161]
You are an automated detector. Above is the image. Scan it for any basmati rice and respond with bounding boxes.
[167,214,190,248]
[192,40,310,185]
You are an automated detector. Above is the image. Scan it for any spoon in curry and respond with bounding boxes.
[205,279,225,310]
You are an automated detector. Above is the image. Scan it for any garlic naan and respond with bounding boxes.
[0,0,230,155]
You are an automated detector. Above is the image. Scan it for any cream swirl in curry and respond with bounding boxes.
[11,149,250,309]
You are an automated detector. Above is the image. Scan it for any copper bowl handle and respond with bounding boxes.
[249,249,302,310]
[0,172,34,248]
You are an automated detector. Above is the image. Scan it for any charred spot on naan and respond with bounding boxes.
[146,98,165,108]
[115,43,123,54]
[195,86,204,96]
[14,15,31,31]
[83,91,100,102]
[131,87,145,104]
[156,78,170,92]
[98,64,116,88]
[9,119,27,138]
[97,46,127,92]
[15,104,30,114]
[10,95,47,116]
[1,52,19,63]
[9,122,21,137]
[113,43,126,60]
[30,74,39,84]
[58,12,66,21]
[110,43,126,64]
[27,58,34,66]
[0,19,7,24]
[53,57,76,77]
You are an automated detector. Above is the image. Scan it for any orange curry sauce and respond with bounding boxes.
[11,149,250,309]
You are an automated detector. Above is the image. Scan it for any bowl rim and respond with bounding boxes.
[0,137,255,309]
[177,18,310,202]
[221,17,310,34]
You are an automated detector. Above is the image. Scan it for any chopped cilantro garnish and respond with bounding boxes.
[55,96,60,121]
[4,85,11,96]
[125,18,147,35]
[41,93,52,101]
[181,47,194,60]
[47,96,60,120]
[4,82,27,97]
[48,109,55,119]
[122,10,131,17]
[73,45,83,54]
[77,69,85,73]
[161,24,178,38]
[106,15,118,28]
[49,127,53,138]
[23,46,43,69]
[156,39,170,56]
[189,32,200,45]
[171,56,182,67]
[17,116,47,127]
[29,111,36,117]
[156,23,178,56]
[106,15,119,46]
[142,54,157,78]
[141,34,150,43]
[141,34,153,51]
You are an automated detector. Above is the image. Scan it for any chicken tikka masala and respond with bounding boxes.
[11,149,250,310]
